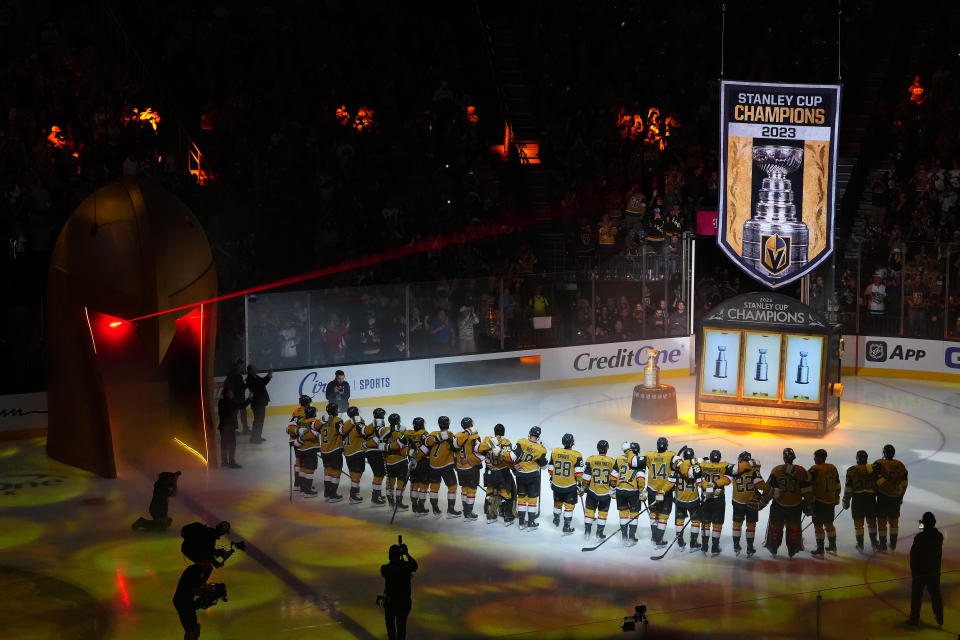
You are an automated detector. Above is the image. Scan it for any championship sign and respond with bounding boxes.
[718,80,841,288]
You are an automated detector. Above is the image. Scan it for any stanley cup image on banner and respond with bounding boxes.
[718,80,841,288]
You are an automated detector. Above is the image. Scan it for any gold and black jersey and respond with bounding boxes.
[361,419,387,450]
[425,429,457,469]
[583,454,617,496]
[454,430,483,469]
[644,450,677,493]
[614,453,645,492]
[764,464,811,507]
[730,460,765,505]
[288,406,306,443]
[317,415,344,454]
[477,435,512,470]
[699,460,732,498]
[294,418,321,452]
[342,417,367,457]
[673,459,700,502]
[809,463,841,504]
[873,458,908,498]
[844,464,877,497]
[549,448,584,488]
[510,438,548,475]
[384,428,408,465]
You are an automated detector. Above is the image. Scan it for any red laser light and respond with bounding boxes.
[109,321,123,328]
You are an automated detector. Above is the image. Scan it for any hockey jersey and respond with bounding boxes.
[477,435,512,470]
[673,459,701,502]
[763,464,811,508]
[730,460,765,505]
[288,408,310,445]
[844,464,877,498]
[583,454,617,496]
[615,453,645,492]
[342,416,367,457]
[644,450,677,493]
[510,438,548,475]
[872,458,908,498]
[454,430,483,469]
[809,463,841,505]
[362,419,388,451]
[700,460,732,499]
[549,447,584,489]
[318,414,344,454]
[383,428,408,465]
[425,429,457,469]
[294,418,321,452]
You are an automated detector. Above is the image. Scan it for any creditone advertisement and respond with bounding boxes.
[718,80,841,288]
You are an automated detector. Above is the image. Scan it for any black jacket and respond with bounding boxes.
[217,396,249,431]
[224,369,246,400]
[245,372,272,405]
[381,557,418,602]
[326,378,351,409]
[910,527,943,577]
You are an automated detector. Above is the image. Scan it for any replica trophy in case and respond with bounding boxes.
[695,293,842,435]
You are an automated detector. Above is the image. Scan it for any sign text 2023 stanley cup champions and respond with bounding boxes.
[718,80,841,288]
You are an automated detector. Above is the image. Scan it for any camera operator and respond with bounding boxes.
[380,541,418,640]
[181,521,232,566]
[172,562,212,640]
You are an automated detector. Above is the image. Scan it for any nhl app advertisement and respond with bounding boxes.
[718,80,841,288]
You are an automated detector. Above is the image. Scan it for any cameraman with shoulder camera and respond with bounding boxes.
[380,539,418,640]
[173,561,212,640]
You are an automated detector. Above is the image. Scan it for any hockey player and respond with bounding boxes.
[762,447,812,557]
[614,442,645,545]
[873,444,908,551]
[672,448,701,551]
[318,403,345,502]
[454,417,483,521]
[287,395,313,484]
[341,407,366,504]
[843,450,879,551]
[405,417,430,515]
[477,424,514,525]
[293,406,321,497]
[425,416,461,518]
[642,437,677,546]
[549,433,584,535]
[362,408,388,505]
[730,451,766,556]
[582,440,617,540]
[509,426,549,529]
[699,450,732,556]
[383,413,410,511]
[808,449,841,557]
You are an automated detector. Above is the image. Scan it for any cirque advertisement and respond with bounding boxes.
[718,80,841,288]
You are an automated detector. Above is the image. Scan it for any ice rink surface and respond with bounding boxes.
[1,376,957,639]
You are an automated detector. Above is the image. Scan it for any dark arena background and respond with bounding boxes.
[1,1,958,638]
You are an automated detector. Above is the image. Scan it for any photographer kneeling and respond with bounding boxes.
[380,540,418,640]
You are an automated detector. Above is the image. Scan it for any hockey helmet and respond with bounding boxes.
[326,402,338,416]
[299,394,312,408]
[856,450,869,465]
[562,433,575,448]
[882,444,896,460]
[783,447,796,464]
[529,426,542,439]
[494,423,505,436]
[461,417,474,429]
[813,448,827,463]
[656,437,668,453]
[682,448,696,460]
[388,413,401,426]
[373,407,386,419]
[709,450,721,463]
[630,442,641,455]
[413,417,425,429]
[438,416,450,429]
[738,451,752,463]
[621,441,631,453]
[304,406,317,419]
[347,406,359,418]
[597,440,609,455]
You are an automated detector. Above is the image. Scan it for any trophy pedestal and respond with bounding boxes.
[630,384,677,423]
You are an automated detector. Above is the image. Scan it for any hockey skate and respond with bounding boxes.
[463,509,478,521]
[746,542,757,557]
[733,540,742,555]
[446,505,462,519]
[711,540,721,557]
[301,482,319,498]
[595,525,606,540]
[348,489,363,504]
[553,514,561,527]
[432,503,442,518]
[371,493,386,507]
[526,517,540,530]
[562,523,575,536]
[502,517,514,527]
[810,540,825,558]
[676,536,686,550]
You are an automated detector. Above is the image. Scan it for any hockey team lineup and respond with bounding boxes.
[285,393,909,560]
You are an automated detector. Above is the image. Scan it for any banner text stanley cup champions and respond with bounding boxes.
[718,80,841,288]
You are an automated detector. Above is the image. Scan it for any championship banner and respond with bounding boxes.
[718,80,841,288]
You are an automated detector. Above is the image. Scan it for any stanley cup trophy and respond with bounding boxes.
[742,145,808,280]
[631,350,676,423]
[642,349,661,389]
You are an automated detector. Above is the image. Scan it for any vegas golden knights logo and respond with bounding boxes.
[760,234,790,274]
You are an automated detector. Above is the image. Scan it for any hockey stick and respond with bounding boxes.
[802,505,848,533]
[582,503,649,552]
[650,502,703,560]
[289,444,294,503]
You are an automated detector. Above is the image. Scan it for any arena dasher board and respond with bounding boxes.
[718,80,841,288]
